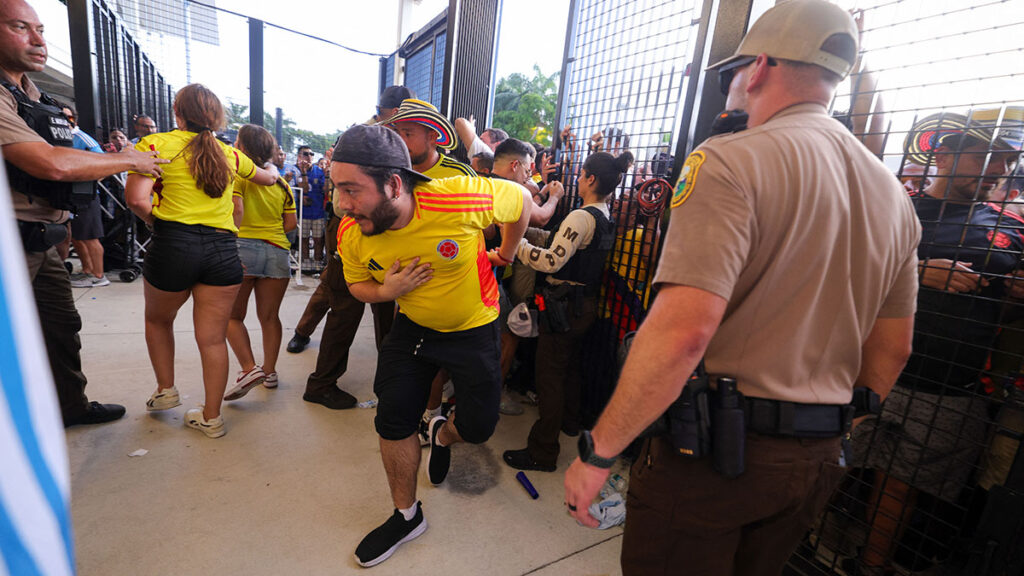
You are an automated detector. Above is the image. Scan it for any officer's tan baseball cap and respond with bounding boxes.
[707,0,859,79]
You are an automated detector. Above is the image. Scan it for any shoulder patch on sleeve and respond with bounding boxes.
[671,151,705,209]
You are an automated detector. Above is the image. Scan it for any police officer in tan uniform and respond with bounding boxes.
[563,2,922,574]
[1,0,165,426]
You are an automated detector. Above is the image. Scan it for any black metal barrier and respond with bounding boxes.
[551,1,1024,574]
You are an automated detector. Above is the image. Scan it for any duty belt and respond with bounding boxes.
[744,397,854,438]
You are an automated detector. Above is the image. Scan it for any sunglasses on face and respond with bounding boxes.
[718,56,777,96]
[300,151,314,157]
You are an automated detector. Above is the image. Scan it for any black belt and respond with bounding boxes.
[744,396,854,438]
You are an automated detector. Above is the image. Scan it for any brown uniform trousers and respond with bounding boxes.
[303,217,395,394]
[622,434,847,576]
[26,247,90,422]
[527,295,597,466]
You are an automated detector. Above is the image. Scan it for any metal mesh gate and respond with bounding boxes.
[794,2,1024,574]
[554,0,704,427]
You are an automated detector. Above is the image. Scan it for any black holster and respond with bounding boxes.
[18,220,67,252]
[538,284,572,333]
[643,364,712,458]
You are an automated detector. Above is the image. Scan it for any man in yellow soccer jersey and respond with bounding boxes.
[331,125,530,567]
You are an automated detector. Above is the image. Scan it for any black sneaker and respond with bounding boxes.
[427,415,450,485]
[354,503,427,567]
[286,333,310,353]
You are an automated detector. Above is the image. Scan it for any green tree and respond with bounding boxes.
[492,65,559,146]
[225,100,336,154]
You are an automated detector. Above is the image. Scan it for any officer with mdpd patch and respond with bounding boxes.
[563,1,922,574]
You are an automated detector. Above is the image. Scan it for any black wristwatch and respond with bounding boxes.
[578,430,616,469]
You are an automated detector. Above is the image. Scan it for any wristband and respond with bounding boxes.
[491,249,514,265]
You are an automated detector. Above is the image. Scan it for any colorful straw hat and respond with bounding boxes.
[382,99,459,151]
[903,107,1024,166]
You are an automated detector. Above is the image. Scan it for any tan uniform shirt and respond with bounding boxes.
[655,103,921,405]
[0,73,64,223]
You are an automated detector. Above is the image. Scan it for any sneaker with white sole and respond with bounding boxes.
[354,503,427,567]
[185,406,225,438]
[263,372,278,389]
[89,275,110,287]
[224,366,266,401]
[146,386,181,411]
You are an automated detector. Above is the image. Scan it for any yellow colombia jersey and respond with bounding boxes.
[423,154,476,179]
[234,176,296,248]
[132,130,256,231]
[339,175,523,333]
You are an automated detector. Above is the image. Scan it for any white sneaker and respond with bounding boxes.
[263,372,278,389]
[224,366,266,401]
[90,275,110,287]
[185,406,225,438]
[146,386,181,411]
[69,273,94,288]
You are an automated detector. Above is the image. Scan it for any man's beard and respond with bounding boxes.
[363,196,400,236]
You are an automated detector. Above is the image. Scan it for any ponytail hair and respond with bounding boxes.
[173,84,230,199]
[583,151,635,198]
[236,124,276,166]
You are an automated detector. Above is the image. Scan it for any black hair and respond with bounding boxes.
[297,144,312,153]
[358,165,416,197]
[493,138,535,163]
[472,151,494,172]
[583,151,634,197]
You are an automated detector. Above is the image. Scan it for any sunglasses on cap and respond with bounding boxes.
[718,56,777,96]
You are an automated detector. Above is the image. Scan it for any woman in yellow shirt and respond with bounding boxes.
[125,84,278,438]
[224,124,297,400]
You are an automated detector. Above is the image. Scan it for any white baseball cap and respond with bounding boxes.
[708,0,859,79]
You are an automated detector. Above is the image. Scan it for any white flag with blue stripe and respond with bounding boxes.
[0,156,75,575]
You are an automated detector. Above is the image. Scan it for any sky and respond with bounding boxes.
[122,0,570,139]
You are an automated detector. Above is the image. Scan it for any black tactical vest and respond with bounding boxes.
[2,78,94,213]
[549,206,614,295]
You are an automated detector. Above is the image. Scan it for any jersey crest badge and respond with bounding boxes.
[436,239,459,260]
[987,230,1012,249]
[671,151,705,209]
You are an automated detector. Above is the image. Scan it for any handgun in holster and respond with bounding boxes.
[643,361,712,458]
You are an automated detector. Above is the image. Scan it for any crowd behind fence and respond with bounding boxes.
[53,0,1024,572]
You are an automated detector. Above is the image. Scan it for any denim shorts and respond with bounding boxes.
[237,237,291,279]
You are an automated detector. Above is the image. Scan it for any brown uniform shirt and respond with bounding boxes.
[0,72,64,223]
[655,103,920,405]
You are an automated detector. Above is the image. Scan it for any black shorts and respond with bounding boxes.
[70,196,103,240]
[374,314,501,442]
[143,219,243,292]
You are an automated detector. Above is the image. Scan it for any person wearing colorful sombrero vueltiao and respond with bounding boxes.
[382,98,479,446]
[383,98,476,179]
[332,125,532,567]
[850,106,1024,572]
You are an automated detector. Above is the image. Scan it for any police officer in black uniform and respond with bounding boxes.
[0,0,166,426]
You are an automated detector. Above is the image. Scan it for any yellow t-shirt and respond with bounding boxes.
[340,176,524,332]
[234,177,296,248]
[132,130,256,231]
[423,154,477,179]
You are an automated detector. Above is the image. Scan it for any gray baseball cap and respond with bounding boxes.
[708,0,859,79]
[331,125,431,182]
